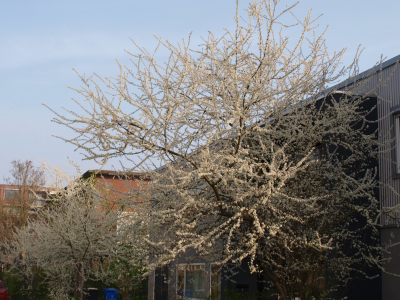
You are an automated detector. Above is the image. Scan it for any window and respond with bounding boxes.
[3,205,21,216]
[28,191,47,206]
[4,189,19,200]
[391,105,400,178]
[177,264,205,299]
[395,114,400,174]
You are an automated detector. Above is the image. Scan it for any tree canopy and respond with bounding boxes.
[45,1,386,299]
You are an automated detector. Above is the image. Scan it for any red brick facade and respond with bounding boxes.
[0,170,149,238]
[0,184,50,213]
[81,169,150,209]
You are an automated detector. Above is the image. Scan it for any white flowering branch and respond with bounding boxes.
[45,1,385,299]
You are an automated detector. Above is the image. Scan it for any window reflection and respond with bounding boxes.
[177,264,205,299]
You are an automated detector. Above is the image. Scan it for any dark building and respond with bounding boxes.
[148,54,400,300]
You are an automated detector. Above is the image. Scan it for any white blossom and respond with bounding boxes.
[44,1,387,299]
[0,163,148,300]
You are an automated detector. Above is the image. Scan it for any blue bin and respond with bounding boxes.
[185,289,193,298]
[104,288,119,300]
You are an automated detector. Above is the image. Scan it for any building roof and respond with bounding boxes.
[325,54,400,94]
[81,169,148,179]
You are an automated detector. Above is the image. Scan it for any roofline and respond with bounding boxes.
[324,54,400,94]
[81,169,148,179]
[357,54,400,81]
[0,184,51,190]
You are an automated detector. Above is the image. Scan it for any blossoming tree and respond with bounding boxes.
[0,164,147,300]
[1,160,46,240]
[45,1,385,299]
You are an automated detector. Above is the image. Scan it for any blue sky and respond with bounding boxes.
[1,0,399,182]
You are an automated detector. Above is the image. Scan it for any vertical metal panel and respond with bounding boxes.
[374,64,400,225]
[340,63,400,225]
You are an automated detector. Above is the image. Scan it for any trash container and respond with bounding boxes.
[104,288,119,300]
[87,288,98,300]
[185,289,193,298]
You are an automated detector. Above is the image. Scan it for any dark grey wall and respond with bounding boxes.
[352,57,400,300]
[220,259,258,300]
[381,226,400,300]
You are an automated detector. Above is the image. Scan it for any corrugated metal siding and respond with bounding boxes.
[366,64,400,225]
[339,63,400,225]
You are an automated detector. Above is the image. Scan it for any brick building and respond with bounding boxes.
[81,169,150,205]
[0,184,51,239]
[0,169,149,236]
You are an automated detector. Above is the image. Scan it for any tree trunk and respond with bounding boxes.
[74,267,79,299]
[74,263,84,300]
[79,266,84,300]
[122,287,129,300]
[262,265,287,300]
[29,269,39,300]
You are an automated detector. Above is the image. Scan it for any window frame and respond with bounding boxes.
[176,263,206,300]
[2,204,22,216]
[391,105,400,179]
[3,189,19,201]
[28,190,47,207]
